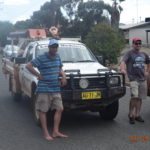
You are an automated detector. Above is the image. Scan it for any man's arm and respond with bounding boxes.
[148,63,150,74]
[145,64,150,79]
[59,69,67,86]
[26,62,42,80]
[120,61,127,75]
[144,53,150,76]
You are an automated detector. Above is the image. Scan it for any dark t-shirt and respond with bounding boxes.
[122,49,149,81]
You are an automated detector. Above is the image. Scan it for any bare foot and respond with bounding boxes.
[44,135,53,141]
[52,132,68,138]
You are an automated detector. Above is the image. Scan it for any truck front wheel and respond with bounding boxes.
[32,94,41,126]
[99,100,119,120]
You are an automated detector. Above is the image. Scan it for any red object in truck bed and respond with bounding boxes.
[27,29,46,38]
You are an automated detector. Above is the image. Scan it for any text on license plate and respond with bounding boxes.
[81,91,101,100]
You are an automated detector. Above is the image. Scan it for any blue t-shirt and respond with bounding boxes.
[31,52,62,93]
[123,49,150,81]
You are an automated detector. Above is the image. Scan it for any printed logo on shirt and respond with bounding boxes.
[133,56,145,69]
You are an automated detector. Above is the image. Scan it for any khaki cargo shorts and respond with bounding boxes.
[130,80,147,100]
[36,93,63,112]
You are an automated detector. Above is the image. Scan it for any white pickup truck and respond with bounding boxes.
[2,39,126,123]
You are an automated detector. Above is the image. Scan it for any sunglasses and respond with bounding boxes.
[134,42,142,45]
[48,44,58,48]
[50,45,58,48]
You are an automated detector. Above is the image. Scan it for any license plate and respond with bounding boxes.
[81,91,101,100]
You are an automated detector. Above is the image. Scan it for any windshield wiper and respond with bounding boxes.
[76,60,95,62]
[62,61,75,63]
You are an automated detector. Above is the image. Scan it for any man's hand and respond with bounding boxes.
[120,69,126,75]
[60,77,67,87]
[26,63,43,80]
[37,74,43,80]
[59,69,67,86]
[119,61,127,75]
[145,71,149,78]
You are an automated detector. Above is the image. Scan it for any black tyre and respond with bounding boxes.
[12,92,22,102]
[32,94,41,126]
[9,75,22,102]
[99,100,119,120]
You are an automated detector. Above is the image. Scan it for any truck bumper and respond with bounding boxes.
[61,86,126,110]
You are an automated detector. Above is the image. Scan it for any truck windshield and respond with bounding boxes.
[36,43,96,62]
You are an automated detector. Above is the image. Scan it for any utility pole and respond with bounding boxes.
[136,0,139,23]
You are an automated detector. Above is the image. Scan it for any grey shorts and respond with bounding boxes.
[36,93,63,112]
[130,80,147,100]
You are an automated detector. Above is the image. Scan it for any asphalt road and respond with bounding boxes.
[0,56,150,150]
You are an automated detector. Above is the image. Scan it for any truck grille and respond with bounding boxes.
[62,77,106,90]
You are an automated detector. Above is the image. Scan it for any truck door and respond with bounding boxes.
[20,44,35,96]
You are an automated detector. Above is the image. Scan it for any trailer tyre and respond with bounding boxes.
[99,100,119,120]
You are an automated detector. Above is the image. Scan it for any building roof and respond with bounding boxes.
[119,21,150,30]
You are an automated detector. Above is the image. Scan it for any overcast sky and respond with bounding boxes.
[0,0,150,24]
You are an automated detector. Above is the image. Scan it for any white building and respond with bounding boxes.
[120,21,150,47]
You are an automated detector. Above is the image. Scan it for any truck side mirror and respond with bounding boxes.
[96,56,104,65]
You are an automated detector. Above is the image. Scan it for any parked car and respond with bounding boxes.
[3,44,19,58]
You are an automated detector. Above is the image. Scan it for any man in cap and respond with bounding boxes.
[26,38,68,141]
[120,37,150,124]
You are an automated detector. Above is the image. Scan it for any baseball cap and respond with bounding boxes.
[132,37,141,44]
[48,39,59,47]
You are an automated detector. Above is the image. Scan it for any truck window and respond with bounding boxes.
[36,45,48,57]
[26,45,34,62]
[58,44,96,62]
[35,43,97,63]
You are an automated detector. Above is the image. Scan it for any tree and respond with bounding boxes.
[13,0,125,39]
[75,0,111,38]
[14,19,33,29]
[61,0,112,38]
[30,1,59,28]
[111,0,125,30]
[0,21,14,47]
[61,0,83,21]
[85,23,125,64]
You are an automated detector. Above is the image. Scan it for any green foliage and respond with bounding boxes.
[13,0,113,38]
[0,21,13,47]
[0,0,126,51]
[112,0,125,2]
[15,1,67,29]
[30,1,59,27]
[75,1,111,38]
[62,0,83,21]
[14,19,33,29]
[85,23,125,64]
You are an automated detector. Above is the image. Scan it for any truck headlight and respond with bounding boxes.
[79,78,89,89]
[109,77,120,86]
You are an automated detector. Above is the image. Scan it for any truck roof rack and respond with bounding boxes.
[61,37,81,42]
